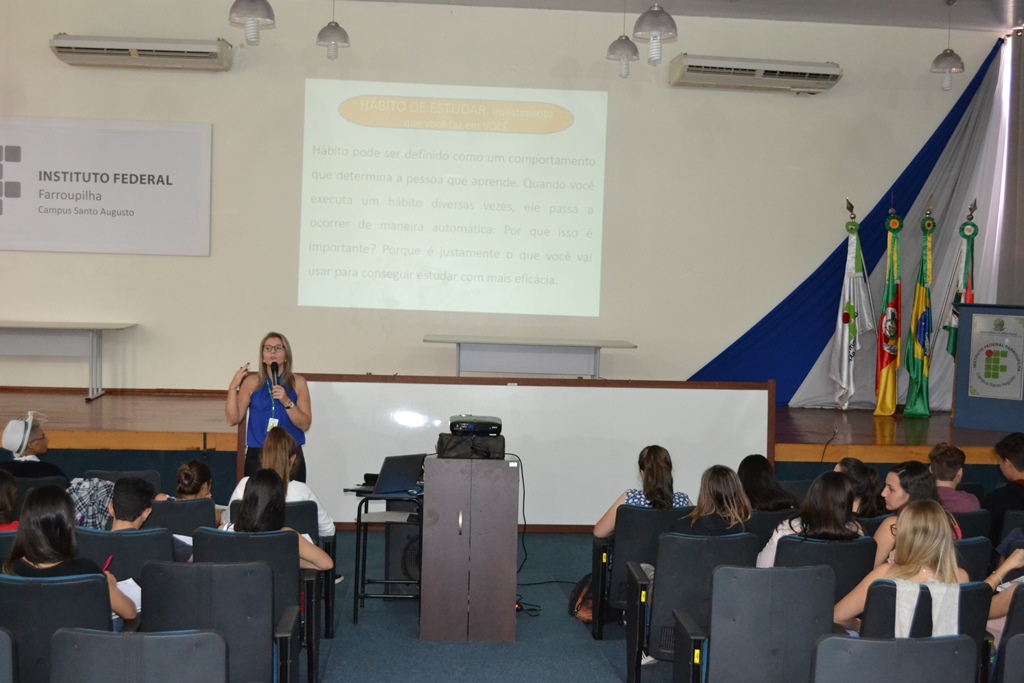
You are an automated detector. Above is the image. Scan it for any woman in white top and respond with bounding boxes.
[228,426,335,539]
[757,471,864,567]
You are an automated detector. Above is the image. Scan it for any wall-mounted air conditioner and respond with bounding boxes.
[50,35,233,72]
[668,54,842,94]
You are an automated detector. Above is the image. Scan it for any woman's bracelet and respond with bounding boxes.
[989,572,1003,590]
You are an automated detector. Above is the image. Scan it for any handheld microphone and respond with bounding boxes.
[270,362,279,387]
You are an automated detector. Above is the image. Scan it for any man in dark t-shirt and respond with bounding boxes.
[982,432,1024,542]
[0,412,68,483]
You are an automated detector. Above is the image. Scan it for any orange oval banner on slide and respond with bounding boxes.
[338,96,573,134]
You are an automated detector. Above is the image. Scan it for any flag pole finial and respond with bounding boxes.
[846,198,856,220]
[967,198,977,221]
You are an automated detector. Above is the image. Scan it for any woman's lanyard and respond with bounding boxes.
[266,378,278,431]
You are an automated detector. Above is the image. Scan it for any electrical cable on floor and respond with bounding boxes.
[515,594,542,617]
[507,452,529,573]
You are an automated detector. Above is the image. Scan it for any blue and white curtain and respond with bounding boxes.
[690,39,1010,411]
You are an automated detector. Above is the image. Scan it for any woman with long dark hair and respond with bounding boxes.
[593,445,692,538]
[737,454,799,512]
[677,465,752,535]
[871,461,941,567]
[3,485,136,620]
[228,469,333,571]
[834,457,885,518]
[756,471,863,567]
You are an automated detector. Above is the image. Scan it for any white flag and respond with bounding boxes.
[829,231,875,409]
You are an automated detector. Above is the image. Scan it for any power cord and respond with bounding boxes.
[515,594,542,617]
[506,452,528,573]
[820,426,839,462]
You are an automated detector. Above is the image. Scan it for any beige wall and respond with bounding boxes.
[0,0,1002,390]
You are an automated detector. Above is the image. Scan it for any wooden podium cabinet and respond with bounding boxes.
[419,456,519,642]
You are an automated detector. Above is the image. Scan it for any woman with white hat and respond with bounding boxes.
[1,412,67,482]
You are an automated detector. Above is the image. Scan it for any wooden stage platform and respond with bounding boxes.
[0,387,1008,466]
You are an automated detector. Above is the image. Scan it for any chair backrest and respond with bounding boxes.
[998,633,1024,683]
[0,532,15,562]
[778,479,814,502]
[647,532,761,660]
[83,469,162,494]
[140,560,272,683]
[0,627,14,683]
[992,583,1024,683]
[999,509,1024,545]
[13,475,69,519]
[606,505,692,610]
[143,498,216,536]
[747,508,798,547]
[951,509,991,539]
[51,627,228,683]
[76,527,174,583]
[0,574,112,683]
[858,514,892,537]
[285,501,320,545]
[192,527,300,625]
[953,536,993,582]
[812,635,977,683]
[860,580,992,655]
[706,565,834,683]
[775,535,877,602]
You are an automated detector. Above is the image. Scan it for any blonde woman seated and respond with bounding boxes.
[593,445,692,539]
[834,499,967,632]
[757,471,863,567]
[228,427,334,539]
[675,465,751,535]
[226,469,333,571]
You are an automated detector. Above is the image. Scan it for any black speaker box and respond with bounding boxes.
[384,500,420,596]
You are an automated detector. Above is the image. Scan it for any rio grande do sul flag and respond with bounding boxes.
[874,211,903,417]
[829,216,874,410]
[904,214,935,418]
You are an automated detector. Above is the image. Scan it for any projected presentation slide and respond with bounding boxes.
[299,80,608,316]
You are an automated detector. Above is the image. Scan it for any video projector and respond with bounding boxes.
[438,414,504,459]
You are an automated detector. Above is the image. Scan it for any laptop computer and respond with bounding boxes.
[346,453,426,496]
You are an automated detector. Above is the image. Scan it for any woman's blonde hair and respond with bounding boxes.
[260,427,297,487]
[887,499,960,583]
[687,465,751,529]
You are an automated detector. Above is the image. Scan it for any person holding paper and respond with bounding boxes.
[225,332,312,482]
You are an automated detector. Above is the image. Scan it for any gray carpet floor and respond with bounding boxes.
[313,531,675,683]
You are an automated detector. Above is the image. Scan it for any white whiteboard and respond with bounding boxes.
[302,376,773,526]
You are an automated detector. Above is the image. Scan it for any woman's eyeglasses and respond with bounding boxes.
[263,345,285,353]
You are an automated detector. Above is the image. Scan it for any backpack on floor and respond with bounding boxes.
[568,572,593,623]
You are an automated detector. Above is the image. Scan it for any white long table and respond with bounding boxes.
[423,334,636,378]
[0,321,136,400]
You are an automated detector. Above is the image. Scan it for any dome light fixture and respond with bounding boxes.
[633,3,677,66]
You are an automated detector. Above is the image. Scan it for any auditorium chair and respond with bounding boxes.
[953,536,993,582]
[811,635,976,683]
[858,513,892,537]
[51,627,228,683]
[951,509,992,540]
[859,579,992,682]
[0,573,112,683]
[624,531,760,683]
[590,505,691,639]
[142,497,217,536]
[0,627,14,683]
[673,565,834,683]
[12,475,68,518]
[775,535,876,602]
[992,582,1024,683]
[746,508,797,547]
[193,528,316,683]
[141,560,290,683]
[77,526,174,583]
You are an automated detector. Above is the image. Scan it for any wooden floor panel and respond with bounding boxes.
[0,389,1010,462]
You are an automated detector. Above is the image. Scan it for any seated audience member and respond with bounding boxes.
[0,470,18,531]
[227,468,334,571]
[107,477,156,531]
[928,443,980,513]
[593,444,692,538]
[675,465,751,536]
[834,499,968,633]
[834,457,885,518]
[2,485,136,621]
[175,459,222,526]
[982,433,1024,540]
[737,453,800,512]
[756,471,864,567]
[872,460,941,567]
[228,427,334,539]
[0,412,68,483]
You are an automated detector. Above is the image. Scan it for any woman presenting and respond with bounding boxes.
[226,331,312,482]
